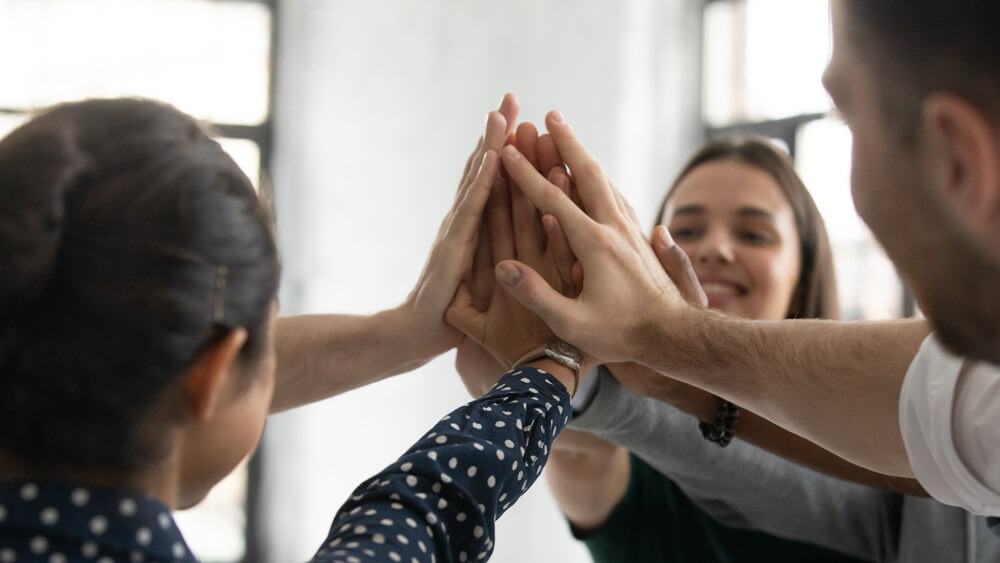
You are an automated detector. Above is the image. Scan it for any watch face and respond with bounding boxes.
[547,340,583,370]
[551,341,583,362]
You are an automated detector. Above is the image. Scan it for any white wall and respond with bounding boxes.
[262,1,702,561]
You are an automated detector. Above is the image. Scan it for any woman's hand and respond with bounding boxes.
[490,111,699,366]
[447,120,586,372]
[395,94,519,364]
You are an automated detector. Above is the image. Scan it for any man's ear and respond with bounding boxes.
[921,94,1000,238]
[182,328,248,421]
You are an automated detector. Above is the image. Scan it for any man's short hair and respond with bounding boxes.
[845,0,1000,145]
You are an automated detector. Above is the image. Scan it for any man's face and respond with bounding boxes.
[824,0,1000,362]
[823,1,918,267]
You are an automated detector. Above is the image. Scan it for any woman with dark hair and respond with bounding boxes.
[0,96,587,562]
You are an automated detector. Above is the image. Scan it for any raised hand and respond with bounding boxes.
[494,111,694,366]
[605,225,713,407]
[447,118,585,385]
[396,94,518,363]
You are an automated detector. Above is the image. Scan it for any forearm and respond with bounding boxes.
[572,371,895,560]
[735,411,926,495]
[546,430,630,530]
[638,311,931,477]
[318,366,571,562]
[271,307,431,413]
[623,365,927,495]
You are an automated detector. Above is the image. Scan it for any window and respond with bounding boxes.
[702,0,908,320]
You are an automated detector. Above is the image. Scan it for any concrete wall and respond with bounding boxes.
[263,2,703,561]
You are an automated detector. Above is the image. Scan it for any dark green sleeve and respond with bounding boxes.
[573,454,730,563]
[573,454,872,563]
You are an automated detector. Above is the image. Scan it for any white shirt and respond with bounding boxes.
[900,334,1000,516]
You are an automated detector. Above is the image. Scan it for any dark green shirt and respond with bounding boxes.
[575,454,872,563]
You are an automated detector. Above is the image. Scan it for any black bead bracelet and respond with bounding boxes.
[699,399,741,447]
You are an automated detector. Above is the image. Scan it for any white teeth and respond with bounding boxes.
[701,283,738,296]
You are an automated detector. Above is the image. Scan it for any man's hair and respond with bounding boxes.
[844,0,1000,145]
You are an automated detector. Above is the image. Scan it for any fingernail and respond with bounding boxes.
[502,145,522,162]
[550,111,565,124]
[496,262,522,286]
[654,225,675,248]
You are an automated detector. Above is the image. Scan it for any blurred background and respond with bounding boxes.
[0,0,911,561]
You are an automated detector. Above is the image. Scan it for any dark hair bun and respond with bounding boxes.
[0,123,88,317]
[0,98,279,472]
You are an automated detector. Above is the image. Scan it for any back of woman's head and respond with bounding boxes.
[0,98,279,472]
[660,136,839,320]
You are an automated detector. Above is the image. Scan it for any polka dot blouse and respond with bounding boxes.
[0,480,193,563]
[0,367,571,562]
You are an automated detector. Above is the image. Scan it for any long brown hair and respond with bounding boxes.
[657,136,839,320]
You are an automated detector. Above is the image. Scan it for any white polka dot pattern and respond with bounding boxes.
[0,481,196,562]
[0,367,569,563]
[311,367,570,562]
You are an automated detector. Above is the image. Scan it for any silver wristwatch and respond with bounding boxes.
[543,340,583,374]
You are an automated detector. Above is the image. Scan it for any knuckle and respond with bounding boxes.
[580,160,605,181]
[675,247,693,270]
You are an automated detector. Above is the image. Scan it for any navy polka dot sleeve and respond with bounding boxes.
[312,366,572,563]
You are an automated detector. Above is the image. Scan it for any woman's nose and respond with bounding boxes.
[696,230,735,264]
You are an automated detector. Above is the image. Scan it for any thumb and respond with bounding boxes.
[651,226,707,309]
[495,260,575,333]
[445,282,486,342]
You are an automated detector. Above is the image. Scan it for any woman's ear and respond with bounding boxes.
[182,328,248,421]
[921,94,1000,245]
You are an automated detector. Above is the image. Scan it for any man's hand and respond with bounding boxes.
[493,111,693,366]
[611,225,711,403]
[448,118,589,385]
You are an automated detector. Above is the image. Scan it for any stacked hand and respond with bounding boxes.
[396,94,518,364]
[490,111,702,367]
[447,120,586,396]
[416,94,706,398]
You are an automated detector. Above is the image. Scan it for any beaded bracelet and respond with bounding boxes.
[698,399,741,447]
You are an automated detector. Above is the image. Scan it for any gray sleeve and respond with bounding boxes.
[571,368,900,562]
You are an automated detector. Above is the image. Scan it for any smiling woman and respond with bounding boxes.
[658,136,838,322]
[665,162,802,319]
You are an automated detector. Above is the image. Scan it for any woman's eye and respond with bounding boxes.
[670,228,699,240]
[739,231,770,244]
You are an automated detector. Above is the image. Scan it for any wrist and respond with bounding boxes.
[699,398,741,447]
[522,358,578,396]
[635,305,724,374]
[515,340,585,397]
[377,306,439,369]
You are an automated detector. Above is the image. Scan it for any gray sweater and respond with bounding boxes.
[570,369,1000,562]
